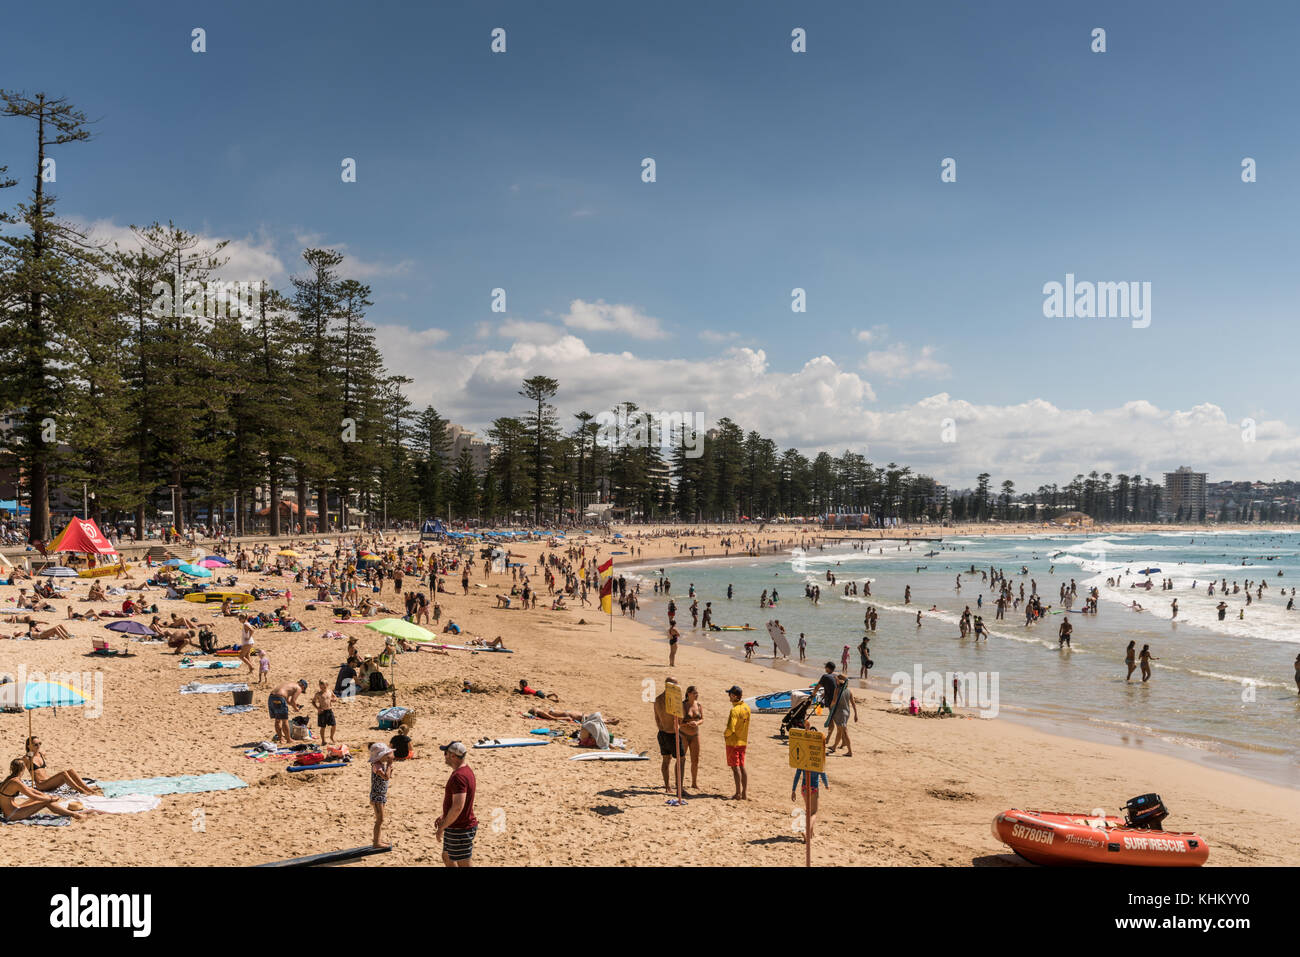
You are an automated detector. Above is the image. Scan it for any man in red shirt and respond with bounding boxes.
[436,741,477,867]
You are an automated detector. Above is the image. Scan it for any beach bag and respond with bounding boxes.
[198,628,216,654]
[369,671,388,692]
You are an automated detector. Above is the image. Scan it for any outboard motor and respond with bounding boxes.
[1124,793,1169,830]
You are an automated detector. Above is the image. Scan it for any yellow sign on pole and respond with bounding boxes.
[788,728,825,772]
[663,683,683,719]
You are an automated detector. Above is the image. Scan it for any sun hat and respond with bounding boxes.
[368,742,394,763]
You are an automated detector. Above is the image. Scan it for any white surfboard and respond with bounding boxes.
[473,737,549,749]
[569,750,649,761]
[766,620,792,657]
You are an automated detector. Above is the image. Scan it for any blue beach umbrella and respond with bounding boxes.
[179,563,213,577]
[0,678,90,737]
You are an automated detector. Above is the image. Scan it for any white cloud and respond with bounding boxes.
[861,343,951,380]
[81,218,285,282]
[366,321,1300,488]
[699,329,740,343]
[560,298,667,340]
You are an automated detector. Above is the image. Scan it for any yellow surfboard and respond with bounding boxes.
[183,591,255,604]
[78,563,131,578]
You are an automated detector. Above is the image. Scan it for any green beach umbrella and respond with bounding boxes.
[363,618,434,708]
[363,618,435,643]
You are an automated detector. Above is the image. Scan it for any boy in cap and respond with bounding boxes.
[724,685,750,800]
[436,741,477,866]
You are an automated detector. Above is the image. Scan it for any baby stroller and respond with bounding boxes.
[779,693,816,740]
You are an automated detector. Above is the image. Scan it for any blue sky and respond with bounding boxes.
[3,1,1299,486]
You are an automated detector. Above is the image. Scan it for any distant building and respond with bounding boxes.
[1161,466,1207,522]
[444,425,492,475]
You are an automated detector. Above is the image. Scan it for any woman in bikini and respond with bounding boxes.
[0,758,91,821]
[23,737,98,795]
[1124,641,1137,682]
[678,686,703,790]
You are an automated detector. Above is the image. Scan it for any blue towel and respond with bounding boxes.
[99,772,248,798]
[180,661,240,669]
[219,704,256,715]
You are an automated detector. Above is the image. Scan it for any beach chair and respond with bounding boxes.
[90,638,126,657]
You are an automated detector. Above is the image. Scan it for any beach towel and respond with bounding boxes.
[180,660,240,669]
[0,813,71,826]
[580,712,611,750]
[99,772,248,798]
[77,794,161,814]
[180,682,249,694]
[245,746,296,760]
[219,704,256,715]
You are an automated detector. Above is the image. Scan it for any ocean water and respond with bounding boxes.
[627,531,1300,789]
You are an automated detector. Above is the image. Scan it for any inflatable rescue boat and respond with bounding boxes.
[992,794,1208,867]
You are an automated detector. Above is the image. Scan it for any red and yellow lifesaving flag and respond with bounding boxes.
[598,557,614,615]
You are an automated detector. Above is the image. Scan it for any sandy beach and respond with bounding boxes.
[2,523,1297,867]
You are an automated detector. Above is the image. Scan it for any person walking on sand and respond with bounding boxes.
[724,685,750,800]
[840,644,850,672]
[668,623,681,667]
[313,680,337,745]
[369,741,394,849]
[825,674,858,757]
[257,648,270,686]
[237,613,257,672]
[1125,640,1137,682]
[1139,644,1158,683]
[436,741,478,867]
[654,677,685,793]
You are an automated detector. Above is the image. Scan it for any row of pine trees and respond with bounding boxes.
[0,90,1178,535]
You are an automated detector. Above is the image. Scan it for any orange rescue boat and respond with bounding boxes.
[992,794,1209,867]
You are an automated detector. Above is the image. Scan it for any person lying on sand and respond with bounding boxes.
[516,680,559,701]
[23,737,98,795]
[25,622,71,640]
[526,706,620,725]
[466,636,506,649]
[65,608,103,622]
[0,759,98,822]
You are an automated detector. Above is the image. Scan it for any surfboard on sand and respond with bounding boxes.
[184,591,254,604]
[765,621,792,657]
[434,643,513,653]
[745,689,808,713]
[474,737,549,749]
[569,750,649,761]
[78,563,130,578]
